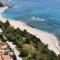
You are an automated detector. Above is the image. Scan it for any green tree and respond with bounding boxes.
[58,54,60,60]
[0,3,4,7]
[4,20,10,28]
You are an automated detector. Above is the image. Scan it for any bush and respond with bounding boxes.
[0,3,4,7]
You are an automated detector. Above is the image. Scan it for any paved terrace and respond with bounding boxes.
[0,42,13,60]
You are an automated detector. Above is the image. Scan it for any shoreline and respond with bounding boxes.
[0,6,60,55]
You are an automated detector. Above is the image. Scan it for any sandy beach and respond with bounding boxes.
[0,6,60,55]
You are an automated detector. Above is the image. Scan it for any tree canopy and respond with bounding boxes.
[0,20,60,60]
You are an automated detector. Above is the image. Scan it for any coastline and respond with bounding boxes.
[0,6,60,55]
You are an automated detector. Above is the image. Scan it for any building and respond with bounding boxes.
[0,28,2,34]
[0,42,15,60]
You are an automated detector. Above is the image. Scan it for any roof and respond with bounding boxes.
[0,42,13,60]
[2,55,11,60]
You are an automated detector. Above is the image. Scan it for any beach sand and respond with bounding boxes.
[0,6,60,55]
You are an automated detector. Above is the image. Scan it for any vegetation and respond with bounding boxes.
[0,3,4,7]
[0,20,60,60]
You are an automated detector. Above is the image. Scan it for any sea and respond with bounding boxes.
[1,0,60,43]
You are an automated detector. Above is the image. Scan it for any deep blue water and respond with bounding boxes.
[1,0,60,37]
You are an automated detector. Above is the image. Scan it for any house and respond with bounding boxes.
[0,42,15,60]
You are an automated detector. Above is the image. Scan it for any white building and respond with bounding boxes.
[0,28,2,34]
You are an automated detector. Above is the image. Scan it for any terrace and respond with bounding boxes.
[0,42,14,60]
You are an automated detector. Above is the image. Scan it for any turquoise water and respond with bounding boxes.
[2,0,60,37]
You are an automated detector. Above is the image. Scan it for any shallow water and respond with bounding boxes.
[1,0,60,37]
